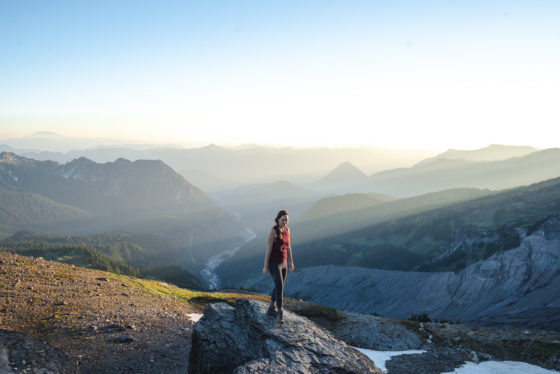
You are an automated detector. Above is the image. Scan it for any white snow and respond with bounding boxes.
[187,313,203,323]
[353,347,426,373]
[61,170,73,179]
[7,170,18,182]
[353,347,560,374]
[442,361,560,374]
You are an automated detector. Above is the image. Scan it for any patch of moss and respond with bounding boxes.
[190,295,231,305]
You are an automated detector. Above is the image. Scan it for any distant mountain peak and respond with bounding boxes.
[319,162,367,182]
[64,157,97,170]
[439,145,537,160]
[415,144,538,167]
[31,131,62,138]
[114,157,132,164]
[201,144,223,151]
[0,152,30,165]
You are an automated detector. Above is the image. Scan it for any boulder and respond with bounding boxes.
[189,298,382,374]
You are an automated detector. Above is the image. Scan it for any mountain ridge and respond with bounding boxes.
[0,152,246,269]
[418,144,538,165]
[0,145,433,188]
[367,147,560,197]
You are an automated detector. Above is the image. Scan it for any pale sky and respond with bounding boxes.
[1,1,559,151]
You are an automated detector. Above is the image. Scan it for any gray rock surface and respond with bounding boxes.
[189,298,382,374]
[239,217,560,328]
[331,311,422,350]
[0,329,71,374]
[385,347,482,374]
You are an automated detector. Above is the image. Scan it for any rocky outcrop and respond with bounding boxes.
[238,217,560,329]
[189,298,382,374]
[331,311,422,350]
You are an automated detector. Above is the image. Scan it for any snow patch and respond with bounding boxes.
[353,347,426,373]
[7,170,18,182]
[187,313,203,323]
[353,348,559,374]
[442,361,560,374]
[61,168,74,179]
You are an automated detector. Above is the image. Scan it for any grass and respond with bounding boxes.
[110,272,268,306]
[190,295,231,304]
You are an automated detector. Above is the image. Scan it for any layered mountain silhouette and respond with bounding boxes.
[299,193,392,221]
[224,175,560,278]
[415,144,537,166]
[367,148,560,197]
[0,152,245,268]
[213,181,320,231]
[217,187,494,285]
[294,146,559,197]
[0,152,211,217]
[293,176,560,272]
[1,143,432,188]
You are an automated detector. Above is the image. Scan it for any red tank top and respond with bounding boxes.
[269,226,290,262]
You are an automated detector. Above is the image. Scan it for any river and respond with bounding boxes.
[199,228,256,289]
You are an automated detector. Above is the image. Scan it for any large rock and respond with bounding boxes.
[189,298,382,374]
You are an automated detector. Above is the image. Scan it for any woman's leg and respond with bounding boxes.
[281,261,287,284]
[268,261,282,309]
[276,261,287,309]
[276,261,288,322]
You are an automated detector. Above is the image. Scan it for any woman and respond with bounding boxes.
[263,210,295,323]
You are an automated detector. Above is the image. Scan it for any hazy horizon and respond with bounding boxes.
[0,130,550,155]
[2,1,559,151]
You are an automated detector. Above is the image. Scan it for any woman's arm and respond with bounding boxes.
[263,229,275,275]
[287,245,295,272]
[287,228,294,272]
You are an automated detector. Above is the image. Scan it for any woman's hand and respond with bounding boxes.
[262,266,268,275]
[289,263,295,272]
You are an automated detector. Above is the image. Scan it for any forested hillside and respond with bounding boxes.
[0,231,203,289]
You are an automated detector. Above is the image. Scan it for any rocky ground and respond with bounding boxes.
[1,251,559,373]
[0,252,206,373]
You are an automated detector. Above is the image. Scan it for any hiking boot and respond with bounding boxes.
[277,308,284,324]
[266,305,277,317]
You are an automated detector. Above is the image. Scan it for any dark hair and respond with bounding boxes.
[274,210,289,227]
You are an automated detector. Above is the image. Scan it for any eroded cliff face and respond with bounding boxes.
[240,217,560,328]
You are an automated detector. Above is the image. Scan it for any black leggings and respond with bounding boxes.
[268,261,287,309]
